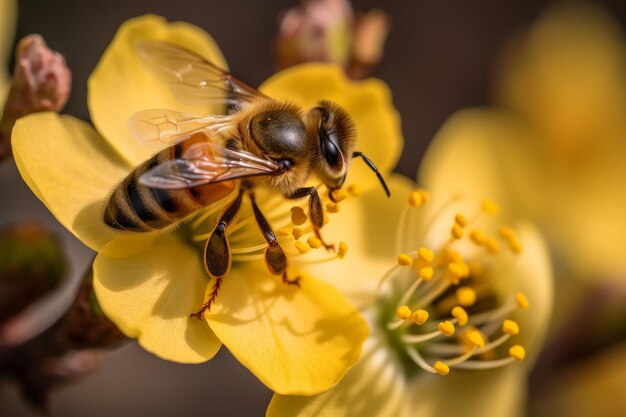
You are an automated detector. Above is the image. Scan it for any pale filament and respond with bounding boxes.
[445,346,479,367]
[451,356,516,370]
[377,264,402,290]
[401,328,446,344]
[425,332,510,356]
[412,278,451,312]
[468,302,516,327]
[405,346,438,374]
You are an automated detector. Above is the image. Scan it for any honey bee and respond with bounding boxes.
[104,40,390,317]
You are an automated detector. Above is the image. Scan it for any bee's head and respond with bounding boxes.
[306,101,356,190]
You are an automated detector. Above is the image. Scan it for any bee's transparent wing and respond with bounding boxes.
[128,109,235,147]
[139,142,284,189]
[136,40,268,108]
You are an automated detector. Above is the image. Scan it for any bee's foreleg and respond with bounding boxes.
[286,187,334,251]
[190,190,244,320]
[249,191,300,287]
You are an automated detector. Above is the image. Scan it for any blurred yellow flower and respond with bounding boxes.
[422,3,626,280]
[11,15,404,395]
[269,186,552,416]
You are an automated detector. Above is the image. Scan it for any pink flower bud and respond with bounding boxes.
[275,0,354,69]
[5,34,71,117]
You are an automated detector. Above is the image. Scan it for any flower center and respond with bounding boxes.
[377,191,529,376]
[185,183,357,271]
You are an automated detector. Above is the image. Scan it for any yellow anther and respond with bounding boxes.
[467,330,485,348]
[438,320,456,336]
[323,215,330,225]
[447,262,464,278]
[433,361,449,376]
[462,327,489,353]
[397,253,413,267]
[330,189,347,202]
[441,248,463,264]
[509,345,526,361]
[447,261,469,284]
[516,292,529,310]
[455,214,468,227]
[307,236,323,249]
[502,319,520,336]
[456,287,477,307]
[346,184,361,196]
[396,305,412,320]
[278,227,291,237]
[417,247,435,263]
[291,227,303,240]
[499,226,516,240]
[337,242,348,259]
[419,189,431,203]
[326,202,340,213]
[481,198,500,216]
[410,309,429,325]
[484,237,500,254]
[418,266,434,281]
[469,229,486,245]
[408,191,424,207]
[507,237,523,254]
[451,306,469,326]
[291,207,308,225]
[451,224,464,239]
[294,241,310,254]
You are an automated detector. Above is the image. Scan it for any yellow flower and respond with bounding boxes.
[11,15,403,395]
[0,0,17,102]
[422,3,626,280]
[268,187,553,416]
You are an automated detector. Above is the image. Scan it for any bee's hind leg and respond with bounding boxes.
[249,191,300,287]
[286,187,335,251]
[190,190,244,320]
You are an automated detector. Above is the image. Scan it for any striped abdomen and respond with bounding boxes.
[104,135,235,232]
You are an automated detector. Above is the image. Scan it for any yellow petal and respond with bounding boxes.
[298,174,415,305]
[12,113,129,251]
[491,221,553,364]
[419,108,533,223]
[268,336,410,417]
[206,262,369,395]
[407,365,526,417]
[421,107,626,279]
[0,0,16,102]
[88,15,228,165]
[93,233,221,364]
[260,64,402,191]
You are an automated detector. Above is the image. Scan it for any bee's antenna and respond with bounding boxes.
[352,151,391,197]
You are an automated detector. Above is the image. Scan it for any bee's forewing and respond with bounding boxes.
[136,40,268,108]
[139,142,283,190]
[128,109,234,147]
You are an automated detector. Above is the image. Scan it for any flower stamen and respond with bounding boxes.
[378,193,531,376]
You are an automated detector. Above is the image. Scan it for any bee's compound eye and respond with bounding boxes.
[322,137,340,167]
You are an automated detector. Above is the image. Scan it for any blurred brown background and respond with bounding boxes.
[2,0,626,416]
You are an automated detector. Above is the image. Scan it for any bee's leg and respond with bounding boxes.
[285,187,334,251]
[249,191,300,287]
[190,190,244,320]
